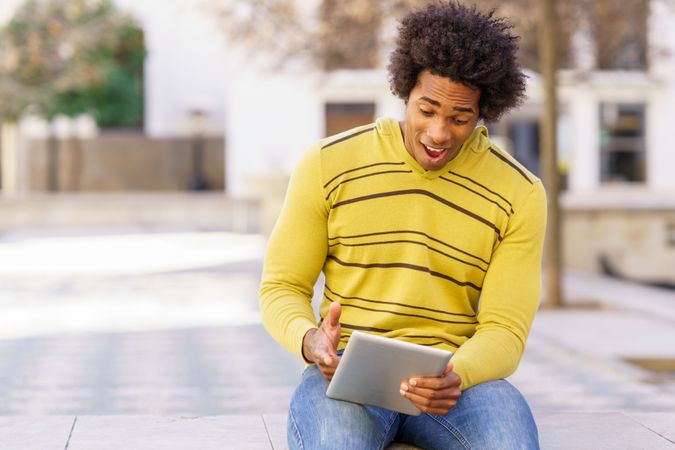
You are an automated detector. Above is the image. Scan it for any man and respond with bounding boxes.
[260,2,546,449]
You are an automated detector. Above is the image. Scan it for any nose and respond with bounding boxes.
[427,118,451,145]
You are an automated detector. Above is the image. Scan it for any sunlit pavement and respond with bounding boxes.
[512,270,675,412]
[0,229,303,415]
[0,229,674,415]
[0,230,268,339]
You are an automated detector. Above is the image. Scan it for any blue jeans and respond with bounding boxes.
[288,365,539,450]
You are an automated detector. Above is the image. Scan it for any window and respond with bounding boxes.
[325,103,375,136]
[599,103,646,183]
[508,121,540,176]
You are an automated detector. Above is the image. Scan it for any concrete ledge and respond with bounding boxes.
[0,193,261,232]
[0,412,673,449]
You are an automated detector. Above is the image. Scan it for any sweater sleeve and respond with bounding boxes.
[259,145,329,361]
[451,181,547,390]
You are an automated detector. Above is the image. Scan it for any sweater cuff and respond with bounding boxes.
[289,319,319,362]
[450,354,472,391]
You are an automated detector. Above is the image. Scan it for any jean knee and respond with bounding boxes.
[289,366,387,449]
[459,380,539,449]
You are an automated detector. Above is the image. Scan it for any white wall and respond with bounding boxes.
[647,0,675,191]
[566,83,600,192]
[224,71,323,196]
[114,0,228,138]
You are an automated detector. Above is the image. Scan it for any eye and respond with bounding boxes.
[453,118,469,125]
[419,108,433,117]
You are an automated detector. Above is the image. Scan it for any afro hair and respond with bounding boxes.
[388,1,526,122]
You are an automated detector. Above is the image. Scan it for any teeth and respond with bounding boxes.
[424,145,446,154]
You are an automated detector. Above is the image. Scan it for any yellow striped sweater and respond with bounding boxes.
[260,117,547,389]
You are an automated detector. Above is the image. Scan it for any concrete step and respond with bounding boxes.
[1,413,673,449]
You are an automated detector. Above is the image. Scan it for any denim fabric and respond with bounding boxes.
[288,365,539,450]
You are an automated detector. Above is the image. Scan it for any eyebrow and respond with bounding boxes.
[419,96,441,107]
[419,96,476,114]
[454,106,476,114]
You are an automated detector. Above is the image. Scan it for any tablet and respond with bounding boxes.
[326,331,452,415]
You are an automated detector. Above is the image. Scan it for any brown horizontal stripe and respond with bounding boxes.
[325,285,476,318]
[396,334,459,348]
[328,238,487,272]
[331,189,503,241]
[327,255,482,291]
[340,322,391,333]
[447,170,513,210]
[405,335,462,347]
[328,230,490,265]
[325,170,413,200]
[321,127,376,150]
[325,293,478,326]
[439,176,511,217]
[417,341,449,347]
[489,148,533,184]
[323,162,406,189]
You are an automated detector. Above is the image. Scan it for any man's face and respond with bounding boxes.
[403,70,480,171]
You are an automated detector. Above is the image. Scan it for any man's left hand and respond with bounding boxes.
[399,361,461,415]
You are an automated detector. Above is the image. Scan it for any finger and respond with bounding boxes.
[400,384,461,401]
[319,366,334,381]
[318,357,341,380]
[443,361,455,375]
[320,367,336,380]
[400,389,458,414]
[406,377,446,390]
[408,371,461,390]
[325,302,342,329]
[317,354,340,370]
[417,406,454,416]
[321,352,339,367]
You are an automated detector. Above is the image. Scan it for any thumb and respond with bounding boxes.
[325,302,342,329]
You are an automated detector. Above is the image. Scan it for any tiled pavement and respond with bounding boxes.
[1,412,675,449]
[0,229,674,417]
[0,326,302,415]
[511,271,675,413]
[0,230,303,416]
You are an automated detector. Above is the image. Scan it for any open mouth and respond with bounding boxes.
[423,144,448,160]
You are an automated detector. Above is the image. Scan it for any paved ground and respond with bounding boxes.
[0,228,674,417]
[2,412,675,450]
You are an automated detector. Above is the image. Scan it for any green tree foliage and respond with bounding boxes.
[50,21,145,127]
[0,0,145,127]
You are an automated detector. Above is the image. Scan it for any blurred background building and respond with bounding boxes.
[1,0,674,282]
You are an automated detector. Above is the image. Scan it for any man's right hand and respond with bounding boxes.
[302,302,342,381]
